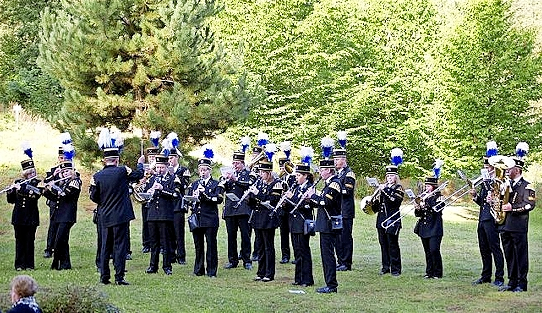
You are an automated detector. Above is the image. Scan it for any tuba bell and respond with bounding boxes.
[487,155,514,224]
[247,150,266,170]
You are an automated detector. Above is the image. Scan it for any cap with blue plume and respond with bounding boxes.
[425,159,443,186]
[259,143,276,171]
[486,141,498,157]
[257,132,269,147]
[296,146,314,174]
[319,137,335,168]
[150,131,161,148]
[386,148,403,175]
[240,136,251,154]
[333,131,347,158]
[198,144,214,168]
[513,142,529,169]
[280,141,291,160]
[98,128,121,158]
[160,137,173,157]
[20,141,35,170]
[166,132,181,157]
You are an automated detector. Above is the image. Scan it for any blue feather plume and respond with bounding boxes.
[202,144,214,159]
[240,136,250,153]
[337,131,347,149]
[257,132,269,147]
[265,143,277,162]
[433,159,444,178]
[321,137,334,159]
[516,142,529,159]
[390,148,403,166]
[300,146,314,165]
[150,131,161,148]
[21,141,33,159]
[63,143,75,160]
[486,141,498,157]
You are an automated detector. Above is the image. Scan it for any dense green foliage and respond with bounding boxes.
[0,0,63,119]
[37,0,257,163]
[215,0,542,178]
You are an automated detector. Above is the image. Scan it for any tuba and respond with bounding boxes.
[488,155,514,224]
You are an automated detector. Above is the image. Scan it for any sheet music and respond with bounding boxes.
[183,195,198,203]
[480,168,490,180]
[366,177,379,187]
[405,189,416,200]
[226,193,240,202]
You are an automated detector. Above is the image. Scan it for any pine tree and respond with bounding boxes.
[38,0,252,162]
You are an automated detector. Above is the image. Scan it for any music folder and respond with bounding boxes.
[405,189,416,200]
[366,177,379,187]
[183,195,198,203]
[226,193,240,202]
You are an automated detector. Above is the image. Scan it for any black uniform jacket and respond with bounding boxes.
[414,192,443,238]
[189,178,223,228]
[374,183,404,234]
[145,173,178,221]
[43,176,81,223]
[472,179,494,222]
[172,166,191,212]
[286,181,314,234]
[501,177,536,233]
[337,166,356,219]
[249,178,282,229]
[311,175,342,234]
[222,168,256,217]
[7,178,41,226]
[89,163,144,227]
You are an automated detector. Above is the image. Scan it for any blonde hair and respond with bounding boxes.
[10,275,38,298]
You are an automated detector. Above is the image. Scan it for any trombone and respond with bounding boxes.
[381,181,448,230]
[432,169,491,213]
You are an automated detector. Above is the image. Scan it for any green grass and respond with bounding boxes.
[1,112,542,312]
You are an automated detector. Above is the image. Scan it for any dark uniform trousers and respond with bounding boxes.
[141,203,151,250]
[338,217,353,267]
[225,215,251,265]
[500,177,535,291]
[256,228,276,279]
[149,221,173,270]
[14,225,37,270]
[473,181,504,282]
[193,227,219,276]
[320,233,338,288]
[45,205,59,255]
[377,228,401,274]
[478,220,504,281]
[279,213,291,260]
[173,211,186,262]
[421,235,443,278]
[292,233,313,285]
[100,222,130,282]
[51,222,75,270]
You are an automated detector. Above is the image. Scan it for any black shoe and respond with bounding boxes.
[391,272,401,277]
[125,253,132,260]
[301,283,314,287]
[492,280,504,287]
[292,282,301,286]
[262,277,274,282]
[316,286,337,294]
[423,274,431,279]
[145,267,158,274]
[164,268,173,275]
[142,247,151,253]
[101,279,111,285]
[251,255,260,262]
[43,251,52,258]
[115,279,130,285]
[379,269,390,275]
[224,263,238,269]
[244,263,253,270]
[254,276,262,281]
[498,285,513,292]
[178,260,186,265]
[279,257,290,264]
[512,286,525,293]
[472,278,491,285]
[337,265,351,271]
[291,259,297,264]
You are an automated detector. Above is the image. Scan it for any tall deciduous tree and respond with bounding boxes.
[0,0,63,118]
[439,0,542,170]
[38,0,256,163]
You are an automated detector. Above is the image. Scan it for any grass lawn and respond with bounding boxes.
[0,112,541,312]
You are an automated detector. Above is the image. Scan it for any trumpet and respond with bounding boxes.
[381,181,448,230]
[0,176,38,194]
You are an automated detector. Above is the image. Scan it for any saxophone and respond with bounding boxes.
[489,165,510,225]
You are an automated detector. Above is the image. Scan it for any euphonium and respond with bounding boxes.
[131,172,152,203]
[247,151,266,170]
[360,187,381,215]
[487,155,515,224]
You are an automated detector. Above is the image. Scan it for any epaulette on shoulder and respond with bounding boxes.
[329,182,341,192]
[526,183,535,191]
[273,181,284,190]
[183,169,191,177]
[125,166,132,175]
[69,179,81,189]
[346,171,356,179]
[90,176,96,186]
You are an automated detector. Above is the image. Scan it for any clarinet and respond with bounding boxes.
[290,177,322,214]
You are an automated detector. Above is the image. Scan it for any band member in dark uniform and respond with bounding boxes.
[284,148,315,287]
[277,141,295,264]
[189,146,223,277]
[333,131,356,271]
[90,129,145,285]
[249,142,266,261]
[499,143,535,293]
[42,158,81,270]
[414,160,445,279]
[373,148,404,276]
[249,148,282,282]
[138,146,160,253]
[221,148,255,270]
[6,146,41,271]
[470,141,504,287]
[306,137,342,293]
[43,145,66,259]
[168,137,191,265]
[144,154,178,275]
